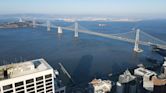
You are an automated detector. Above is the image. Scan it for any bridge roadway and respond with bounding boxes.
[35,24,166,49]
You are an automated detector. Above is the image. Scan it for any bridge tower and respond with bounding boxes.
[47,21,51,31]
[58,26,63,34]
[134,29,143,52]
[74,22,79,37]
[32,18,36,28]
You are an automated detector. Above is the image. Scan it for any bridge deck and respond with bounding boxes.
[35,24,166,49]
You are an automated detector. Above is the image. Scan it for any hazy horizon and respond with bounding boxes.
[0,0,166,19]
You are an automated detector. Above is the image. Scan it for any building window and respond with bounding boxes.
[37,88,44,92]
[36,76,43,81]
[15,86,24,91]
[26,84,34,88]
[15,81,24,87]
[46,85,52,89]
[46,82,52,86]
[3,84,12,90]
[36,81,43,85]
[29,91,35,93]
[26,79,34,84]
[37,85,44,89]
[4,90,13,93]
[45,78,52,82]
[45,74,52,79]
[17,90,25,93]
[46,89,52,92]
[27,87,34,91]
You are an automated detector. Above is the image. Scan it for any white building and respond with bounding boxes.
[134,67,156,77]
[134,67,157,91]
[162,60,166,75]
[89,79,112,93]
[0,59,55,93]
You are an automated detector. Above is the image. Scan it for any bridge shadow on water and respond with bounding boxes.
[73,55,93,84]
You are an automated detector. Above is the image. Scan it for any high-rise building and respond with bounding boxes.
[116,70,136,93]
[0,59,55,93]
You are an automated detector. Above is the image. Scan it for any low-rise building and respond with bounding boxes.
[88,79,112,93]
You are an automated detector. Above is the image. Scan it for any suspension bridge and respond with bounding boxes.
[28,19,166,52]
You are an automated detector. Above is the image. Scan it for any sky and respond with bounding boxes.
[0,0,166,18]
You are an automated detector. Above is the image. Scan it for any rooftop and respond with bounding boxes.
[118,69,136,84]
[0,58,52,81]
[134,67,157,77]
[89,79,112,93]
